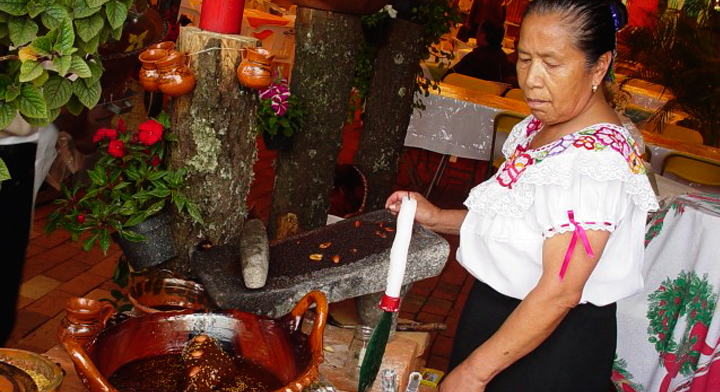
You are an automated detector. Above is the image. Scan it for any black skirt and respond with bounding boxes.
[448,280,616,392]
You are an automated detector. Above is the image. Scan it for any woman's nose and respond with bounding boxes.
[524,61,544,89]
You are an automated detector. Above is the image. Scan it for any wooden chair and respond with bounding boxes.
[443,74,508,95]
[486,111,526,179]
[504,88,525,102]
[660,123,704,145]
[661,153,720,186]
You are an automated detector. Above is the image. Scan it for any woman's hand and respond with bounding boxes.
[439,360,487,392]
[385,190,441,227]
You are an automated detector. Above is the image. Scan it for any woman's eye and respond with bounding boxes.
[545,62,559,69]
[519,58,531,65]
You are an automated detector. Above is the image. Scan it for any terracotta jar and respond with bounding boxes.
[138,48,169,92]
[237,48,274,90]
[147,40,176,52]
[128,271,213,314]
[57,297,114,350]
[156,50,196,97]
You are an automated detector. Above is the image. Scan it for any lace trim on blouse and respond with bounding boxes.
[543,221,617,239]
[465,117,660,217]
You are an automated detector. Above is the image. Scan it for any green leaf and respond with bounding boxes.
[31,31,55,56]
[99,229,110,254]
[65,94,84,115]
[88,166,106,186]
[5,84,20,102]
[74,13,103,42]
[104,0,126,30]
[86,0,109,7]
[186,201,202,224]
[0,157,10,189]
[72,78,100,108]
[47,107,60,122]
[0,0,26,16]
[54,19,75,56]
[41,4,70,29]
[53,54,72,76]
[110,26,122,41]
[32,69,49,87]
[69,55,92,78]
[71,0,100,19]
[120,230,144,242]
[9,17,38,46]
[18,84,47,118]
[84,60,102,86]
[43,76,72,109]
[124,214,145,227]
[0,101,16,130]
[26,1,45,18]
[19,60,43,83]
[82,233,99,251]
[20,114,49,127]
[77,34,99,54]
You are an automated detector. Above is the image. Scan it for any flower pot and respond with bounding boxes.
[262,131,294,151]
[199,0,245,34]
[237,48,274,89]
[112,212,177,271]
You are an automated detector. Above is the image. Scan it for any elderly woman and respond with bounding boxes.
[386,0,658,390]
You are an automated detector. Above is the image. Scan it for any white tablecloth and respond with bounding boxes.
[614,193,720,392]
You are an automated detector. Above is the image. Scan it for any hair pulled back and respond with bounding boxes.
[524,0,628,78]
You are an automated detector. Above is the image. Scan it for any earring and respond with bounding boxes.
[592,85,598,93]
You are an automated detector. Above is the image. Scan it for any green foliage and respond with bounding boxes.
[0,157,9,191]
[255,80,305,138]
[0,0,131,127]
[46,115,203,254]
[349,0,461,120]
[619,2,720,146]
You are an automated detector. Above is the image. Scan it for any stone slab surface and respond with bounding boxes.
[193,210,450,317]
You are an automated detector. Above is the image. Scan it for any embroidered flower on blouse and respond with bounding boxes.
[525,117,542,137]
[497,145,534,188]
[573,135,597,150]
[594,127,632,156]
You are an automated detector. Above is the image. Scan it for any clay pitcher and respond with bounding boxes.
[236,48,274,90]
[58,297,114,350]
[157,50,196,97]
[148,41,176,52]
[138,48,169,93]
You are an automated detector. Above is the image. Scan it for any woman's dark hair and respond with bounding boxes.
[524,0,628,78]
[480,20,506,48]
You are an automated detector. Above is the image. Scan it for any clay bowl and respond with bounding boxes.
[291,0,389,15]
[60,291,327,392]
[0,349,64,392]
[128,273,214,314]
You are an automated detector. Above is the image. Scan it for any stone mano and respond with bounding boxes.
[193,210,450,317]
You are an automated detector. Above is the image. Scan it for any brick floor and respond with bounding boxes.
[5,120,486,379]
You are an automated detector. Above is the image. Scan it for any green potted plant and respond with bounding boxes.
[45,113,202,270]
[256,78,304,151]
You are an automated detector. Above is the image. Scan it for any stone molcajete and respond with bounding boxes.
[58,292,328,392]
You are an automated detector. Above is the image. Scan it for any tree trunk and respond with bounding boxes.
[167,27,260,277]
[354,19,425,212]
[268,7,362,240]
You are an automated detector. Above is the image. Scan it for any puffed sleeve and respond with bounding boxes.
[533,174,630,239]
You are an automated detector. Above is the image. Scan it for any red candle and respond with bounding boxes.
[199,0,245,34]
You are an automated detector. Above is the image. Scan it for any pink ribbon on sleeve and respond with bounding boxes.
[559,210,595,279]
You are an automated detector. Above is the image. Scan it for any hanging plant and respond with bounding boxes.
[0,0,133,129]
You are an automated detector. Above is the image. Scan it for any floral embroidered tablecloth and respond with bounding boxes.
[614,193,720,391]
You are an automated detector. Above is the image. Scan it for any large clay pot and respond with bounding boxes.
[291,0,389,15]
[138,48,168,92]
[128,270,214,314]
[59,291,328,392]
[237,48,274,90]
[156,50,196,96]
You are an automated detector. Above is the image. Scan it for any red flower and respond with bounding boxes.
[93,128,118,143]
[77,214,86,223]
[150,156,161,166]
[116,119,127,133]
[138,120,164,145]
[108,140,126,158]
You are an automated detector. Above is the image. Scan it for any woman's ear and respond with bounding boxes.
[593,51,613,85]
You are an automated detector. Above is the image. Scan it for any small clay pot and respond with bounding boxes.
[148,41,176,51]
[138,48,169,92]
[57,297,114,350]
[156,50,196,97]
[237,48,274,90]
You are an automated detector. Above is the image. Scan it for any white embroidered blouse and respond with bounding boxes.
[457,116,660,306]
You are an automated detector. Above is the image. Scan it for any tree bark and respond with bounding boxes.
[268,7,362,240]
[354,19,425,211]
[167,27,260,277]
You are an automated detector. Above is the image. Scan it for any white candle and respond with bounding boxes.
[385,196,417,298]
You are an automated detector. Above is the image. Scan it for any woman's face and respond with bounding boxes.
[517,13,601,125]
